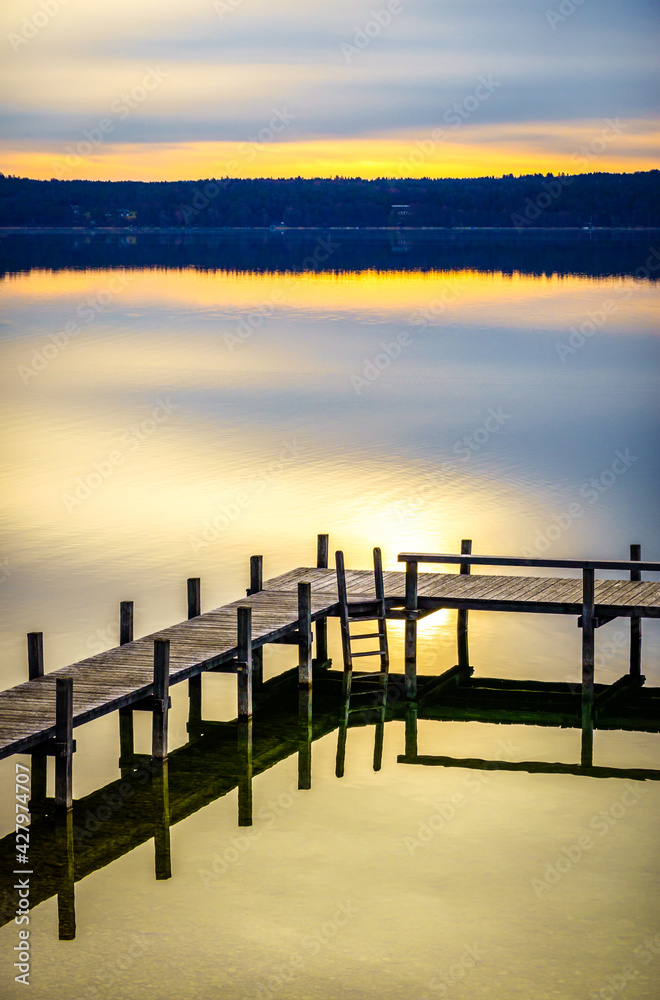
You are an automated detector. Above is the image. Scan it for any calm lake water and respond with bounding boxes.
[0,231,659,998]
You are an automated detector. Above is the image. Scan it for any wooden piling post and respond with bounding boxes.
[187,579,203,733]
[314,534,329,665]
[120,601,134,645]
[27,633,48,813]
[28,632,44,680]
[298,581,312,685]
[248,556,263,596]
[630,544,642,678]
[238,718,253,826]
[581,567,595,739]
[457,540,471,670]
[119,604,135,770]
[152,639,170,761]
[55,677,74,813]
[237,607,253,719]
[404,560,418,699]
[246,558,264,695]
[187,578,201,619]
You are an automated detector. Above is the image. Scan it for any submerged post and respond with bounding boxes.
[152,639,170,760]
[187,579,203,734]
[315,534,329,665]
[55,677,74,813]
[581,567,595,751]
[298,581,312,685]
[404,560,418,699]
[630,544,642,678]
[457,539,472,670]
[237,607,253,718]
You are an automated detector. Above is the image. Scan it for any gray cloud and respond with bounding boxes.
[2,0,658,149]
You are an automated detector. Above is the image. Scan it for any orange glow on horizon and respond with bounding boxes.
[2,121,659,182]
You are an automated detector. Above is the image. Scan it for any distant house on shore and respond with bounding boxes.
[391,204,411,226]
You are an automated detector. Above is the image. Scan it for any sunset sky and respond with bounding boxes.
[1,0,658,181]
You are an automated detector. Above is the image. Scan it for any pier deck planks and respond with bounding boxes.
[2,566,659,760]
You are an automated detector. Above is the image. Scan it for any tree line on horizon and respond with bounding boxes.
[0,171,657,229]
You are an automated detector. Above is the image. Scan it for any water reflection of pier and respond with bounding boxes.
[2,659,658,939]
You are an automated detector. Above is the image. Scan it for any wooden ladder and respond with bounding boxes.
[335,547,390,775]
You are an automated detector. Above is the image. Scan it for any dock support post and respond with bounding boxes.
[298,684,312,790]
[404,560,418,700]
[238,718,253,826]
[152,760,172,879]
[298,582,312,685]
[119,603,135,773]
[152,639,170,761]
[187,579,203,734]
[237,607,253,719]
[27,633,48,813]
[55,677,74,814]
[630,544,642,678]
[581,567,595,764]
[248,556,263,595]
[314,534,329,666]
[28,631,44,680]
[247,558,264,695]
[457,539,472,670]
[55,810,76,940]
[120,601,133,646]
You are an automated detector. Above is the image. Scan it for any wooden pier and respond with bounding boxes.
[1,536,659,815]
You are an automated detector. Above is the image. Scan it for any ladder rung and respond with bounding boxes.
[348,705,384,714]
[347,615,380,622]
[349,632,382,640]
[349,689,385,699]
[350,650,383,658]
[352,671,387,680]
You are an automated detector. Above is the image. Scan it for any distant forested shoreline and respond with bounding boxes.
[0,171,658,230]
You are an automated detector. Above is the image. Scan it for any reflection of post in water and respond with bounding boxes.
[405,702,418,760]
[152,760,172,880]
[55,810,76,940]
[580,723,593,768]
[237,718,253,827]
[298,684,312,790]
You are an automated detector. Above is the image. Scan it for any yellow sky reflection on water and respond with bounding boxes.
[3,267,658,337]
[1,262,656,682]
